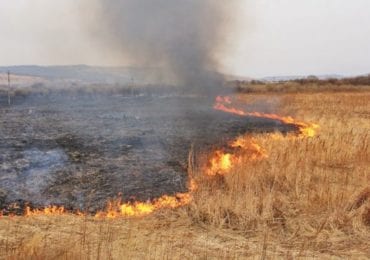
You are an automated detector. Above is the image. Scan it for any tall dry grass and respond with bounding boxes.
[0,90,369,259]
[189,92,369,257]
[234,81,370,93]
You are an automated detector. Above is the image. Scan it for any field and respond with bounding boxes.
[0,85,369,259]
[0,90,295,213]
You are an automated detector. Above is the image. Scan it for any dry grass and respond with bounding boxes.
[189,91,370,257]
[234,81,370,93]
[0,90,369,259]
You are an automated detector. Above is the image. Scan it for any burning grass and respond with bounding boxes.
[0,89,369,259]
[19,94,317,218]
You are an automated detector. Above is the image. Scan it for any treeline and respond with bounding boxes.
[291,75,370,86]
[233,74,370,93]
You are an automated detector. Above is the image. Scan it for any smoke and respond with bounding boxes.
[87,0,238,91]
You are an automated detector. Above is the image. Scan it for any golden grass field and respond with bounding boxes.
[0,87,369,259]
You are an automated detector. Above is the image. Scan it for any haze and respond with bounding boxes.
[0,0,369,78]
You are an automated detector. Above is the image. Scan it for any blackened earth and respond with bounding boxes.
[0,92,297,213]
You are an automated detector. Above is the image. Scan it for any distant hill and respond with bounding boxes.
[0,65,255,86]
[1,65,363,86]
[0,65,157,85]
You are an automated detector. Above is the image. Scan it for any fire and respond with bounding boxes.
[24,193,193,219]
[214,96,320,138]
[206,96,319,178]
[23,177,196,219]
[298,122,320,138]
[95,192,192,218]
[13,95,319,219]
[188,178,198,192]
[231,136,268,160]
[207,150,233,176]
[25,205,66,216]
[94,177,196,218]
[206,136,268,176]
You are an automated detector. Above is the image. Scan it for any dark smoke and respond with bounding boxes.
[88,0,237,92]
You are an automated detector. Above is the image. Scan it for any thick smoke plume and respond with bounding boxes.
[88,0,238,91]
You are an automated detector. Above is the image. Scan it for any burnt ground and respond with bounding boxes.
[0,91,298,213]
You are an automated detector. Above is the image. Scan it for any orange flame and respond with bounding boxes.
[94,177,197,218]
[207,150,233,176]
[95,192,192,219]
[25,205,66,216]
[206,96,319,178]
[214,96,319,138]
[206,136,268,176]
[230,136,268,159]
[23,177,196,219]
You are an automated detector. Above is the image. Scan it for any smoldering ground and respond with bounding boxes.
[0,91,298,213]
[84,0,240,92]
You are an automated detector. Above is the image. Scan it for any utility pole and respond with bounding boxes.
[7,71,11,106]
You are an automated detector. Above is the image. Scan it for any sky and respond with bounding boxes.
[0,0,369,78]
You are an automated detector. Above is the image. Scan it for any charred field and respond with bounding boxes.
[0,88,297,214]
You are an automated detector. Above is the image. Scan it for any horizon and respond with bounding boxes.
[0,64,367,80]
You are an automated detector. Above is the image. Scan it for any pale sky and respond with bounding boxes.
[0,0,370,78]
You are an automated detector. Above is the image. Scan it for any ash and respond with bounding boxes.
[0,90,296,212]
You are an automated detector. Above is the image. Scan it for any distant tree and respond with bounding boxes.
[307,75,319,80]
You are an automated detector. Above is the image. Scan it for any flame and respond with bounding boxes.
[14,95,319,219]
[94,177,196,218]
[189,178,198,192]
[23,177,196,219]
[24,193,193,219]
[95,192,192,218]
[25,205,66,216]
[231,136,268,160]
[207,150,233,176]
[206,136,268,176]
[206,96,319,177]
[214,96,320,138]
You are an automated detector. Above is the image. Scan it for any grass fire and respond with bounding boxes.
[1,84,368,259]
[15,95,318,219]
[1,1,370,259]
